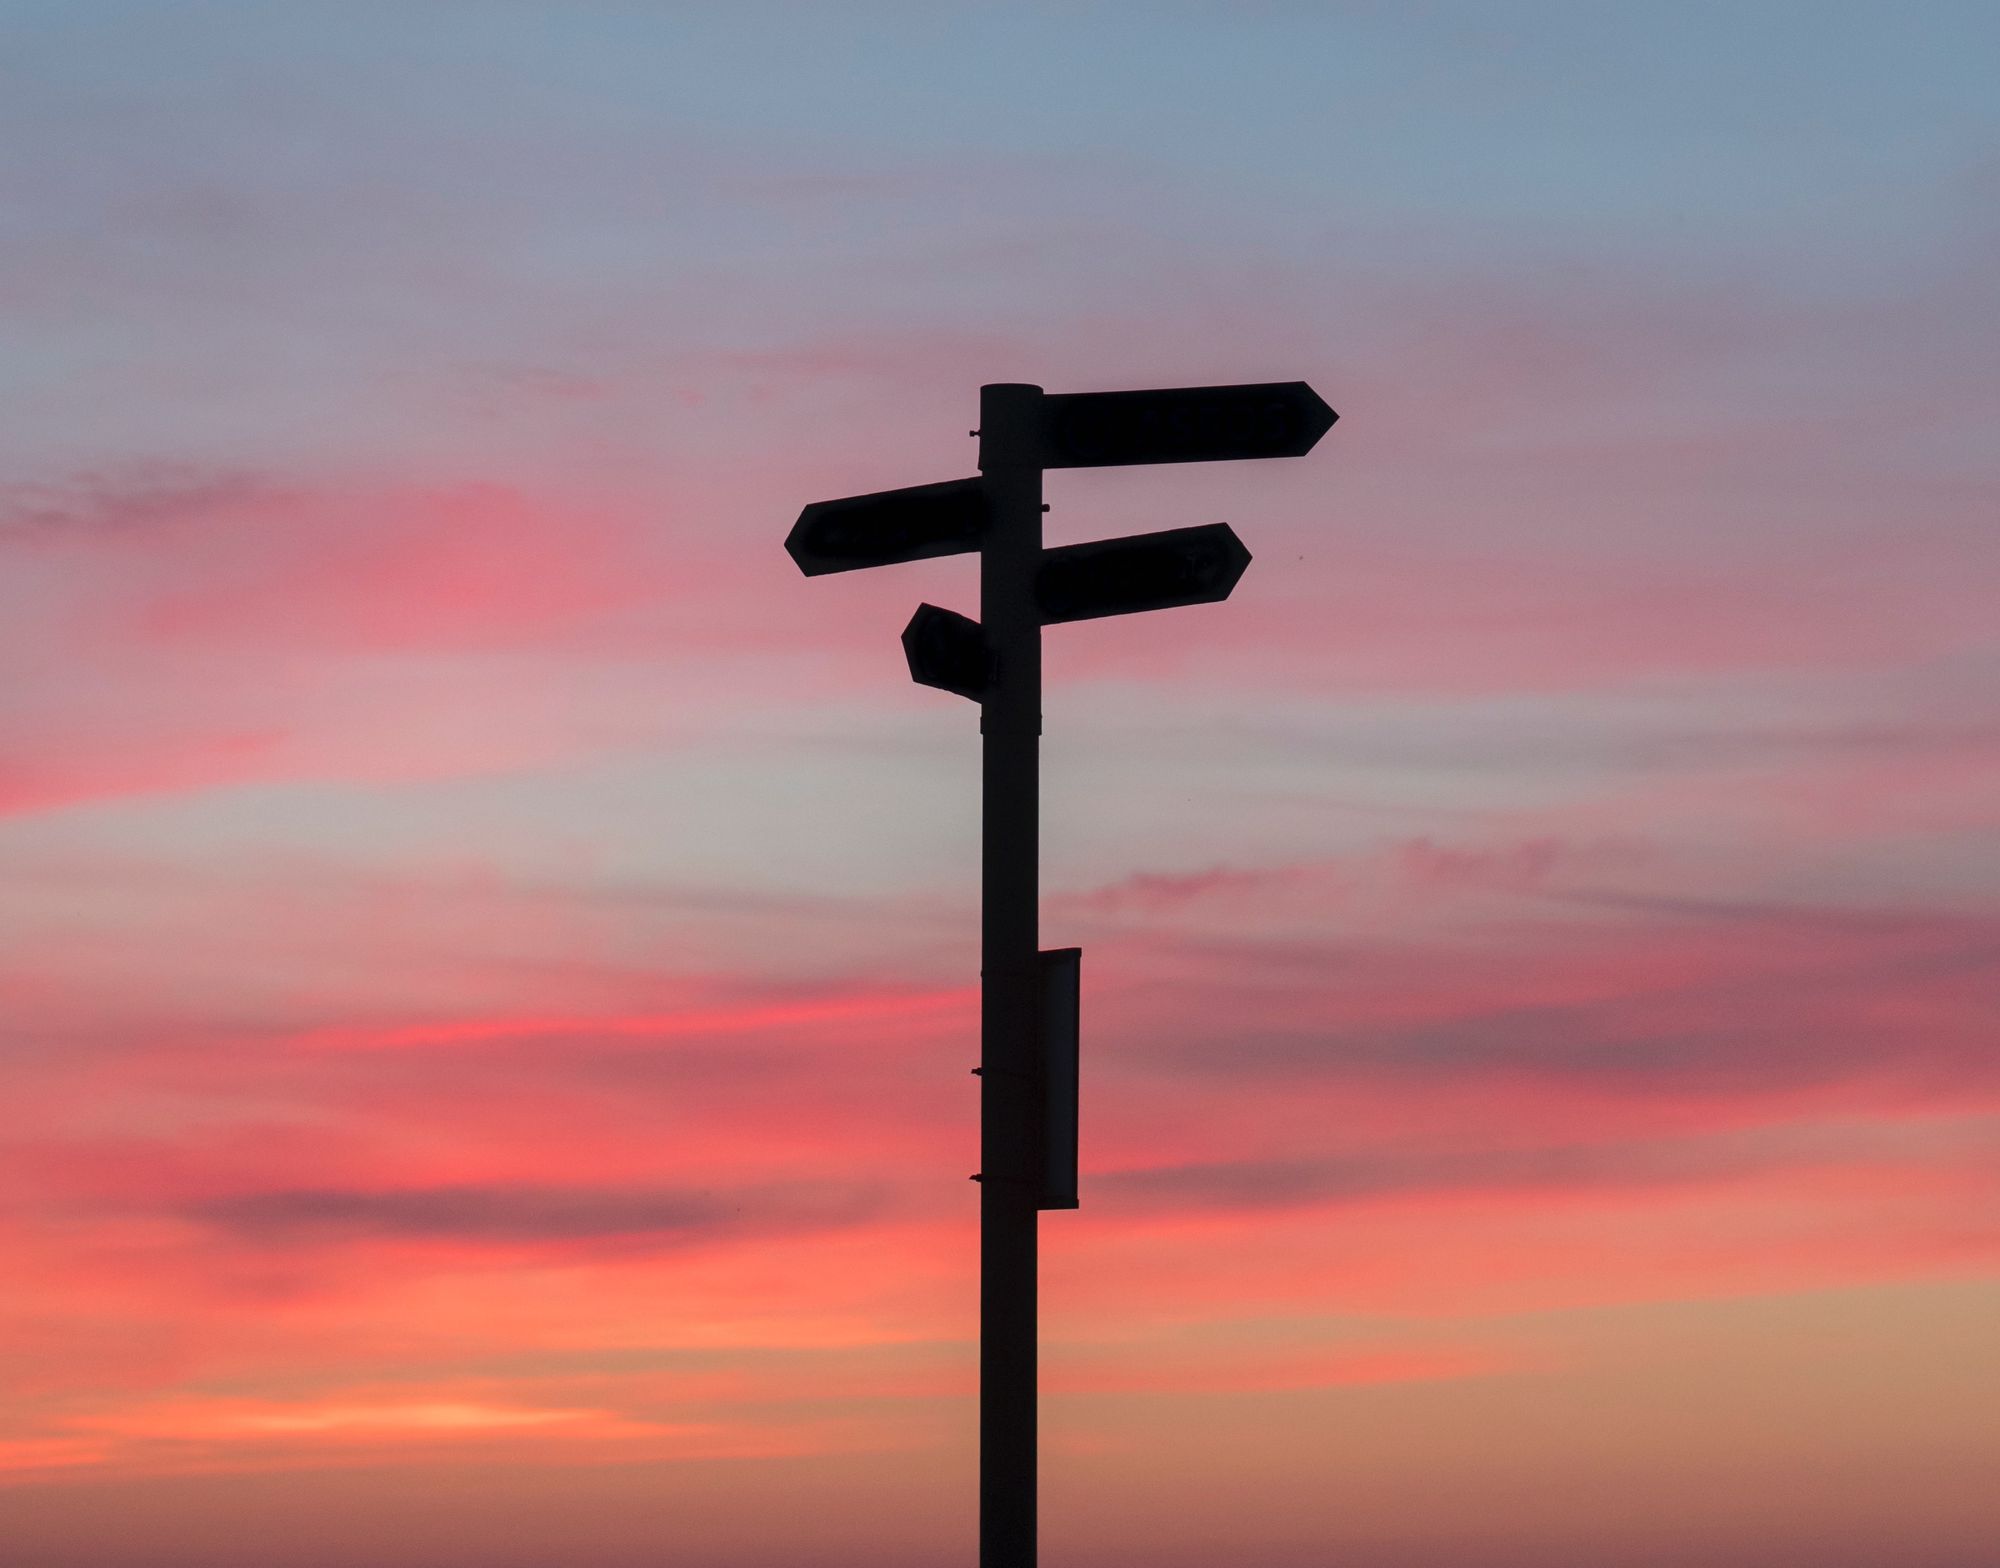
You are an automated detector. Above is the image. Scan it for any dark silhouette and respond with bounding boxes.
[786,379,1337,1568]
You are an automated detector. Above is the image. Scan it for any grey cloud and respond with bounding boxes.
[1129,899,2000,1098]
[1142,1002,1989,1100]
[1205,710,2000,782]
[1097,1122,1984,1216]
[0,466,278,539]
[189,1179,886,1248]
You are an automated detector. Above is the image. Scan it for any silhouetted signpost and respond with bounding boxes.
[786,380,1336,1568]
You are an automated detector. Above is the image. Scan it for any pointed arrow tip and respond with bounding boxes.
[783,510,821,576]
[1218,524,1252,593]
[1296,383,1338,450]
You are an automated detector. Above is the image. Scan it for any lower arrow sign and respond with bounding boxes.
[1034,523,1252,625]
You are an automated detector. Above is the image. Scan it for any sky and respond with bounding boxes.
[1,2,1997,1564]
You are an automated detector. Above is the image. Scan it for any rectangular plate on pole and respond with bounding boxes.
[1038,947,1080,1211]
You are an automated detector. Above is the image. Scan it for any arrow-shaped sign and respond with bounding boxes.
[1034,522,1251,625]
[903,603,991,701]
[786,476,987,577]
[1036,380,1335,469]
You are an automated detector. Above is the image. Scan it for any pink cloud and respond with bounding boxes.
[280,984,974,1054]
[1394,834,1645,894]
[109,479,651,655]
[1051,861,1327,917]
[0,729,290,817]
[1044,1342,1523,1397]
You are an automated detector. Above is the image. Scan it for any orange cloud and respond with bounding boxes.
[0,1437,109,1476]
[1046,1343,1520,1397]
[281,984,975,1054]
[78,1395,667,1445]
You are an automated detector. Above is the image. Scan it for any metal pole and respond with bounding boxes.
[977,383,1043,1568]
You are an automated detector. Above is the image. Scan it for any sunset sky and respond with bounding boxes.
[3,4,1997,1565]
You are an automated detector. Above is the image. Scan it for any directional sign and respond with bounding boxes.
[1036,380,1335,469]
[786,476,987,577]
[902,603,991,701]
[1034,522,1251,625]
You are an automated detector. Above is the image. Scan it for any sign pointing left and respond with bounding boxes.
[786,476,987,577]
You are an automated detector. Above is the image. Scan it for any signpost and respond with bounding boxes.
[786,379,1336,1568]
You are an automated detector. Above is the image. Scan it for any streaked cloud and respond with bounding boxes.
[186,1180,887,1249]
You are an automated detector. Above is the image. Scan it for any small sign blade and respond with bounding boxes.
[902,603,991,701]
[786,476,987,577]
[1037,381,1335,469]
[1035,523,1251,625]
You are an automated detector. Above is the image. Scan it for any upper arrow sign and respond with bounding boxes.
[786,476,987,577]
[1036,522,1251,625]
[1035,381,1335,469]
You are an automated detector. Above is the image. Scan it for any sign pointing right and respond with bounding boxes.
[1036,380,1335,469]
[1035,522,1251,625]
